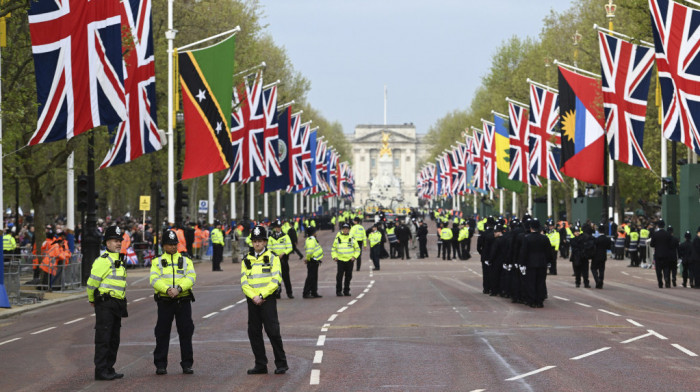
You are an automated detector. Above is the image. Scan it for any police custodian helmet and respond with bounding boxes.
[162,229,179,245]
[103,226,123,243]
[250,225,268,241]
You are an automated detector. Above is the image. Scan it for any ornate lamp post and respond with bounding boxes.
[605,0,617,31]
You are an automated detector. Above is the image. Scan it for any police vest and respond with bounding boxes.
[547,231,561,251]
[368,231,382,247]
[331,233,360,262]
[440,228,453,241]
[211,228,224,245]
[305,236,324,261]
[87,251,127,301]
[3,234,16,251]
[151,252,196,299]
[386,227,398,243]
[628,232,640,252]
[350,224,366,245]
[268,233,293,256]
[241,249,281,299]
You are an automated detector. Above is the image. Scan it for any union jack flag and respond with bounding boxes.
[451,144,468,195]
[100,0,161,169]
[314,139,329,193]
[599,31,655,169]
[290,121,311,191]
[261,84,281,177]
[300,128,317,191]
[438,152,452,196]
[482,121,497,190]
[222,71,266,184]
[326,148,338,196]
[508,102,541,186]
[528,83,563,182]
[649,0,700,154]
[28,0,126,145]
[338,161,349,197]
[470,130,487,191]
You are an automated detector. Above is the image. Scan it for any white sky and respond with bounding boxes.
[262,0,575,136]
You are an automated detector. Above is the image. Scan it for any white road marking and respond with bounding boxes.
[357,293,365,299]
[347,300,357,305]
[328,314,338,322]
[316,335,326,346]
[221,305,235,311]
[598,309,621,317]
[633,276,641,279]
[321,323,330,332]
[505,365,556,381]
[310,369,320,385]
[133,297,145,302]
[649,330,668,340]
[553,296,570,301]
[236,299,246,304]
[621,271,630,276]
[64,317,85,325]
[470,390,486,392]
[363,289,369,293]
[91,314,96,317]
[575,302,592,308]
[570,347,611,360]
[202,312,218,319]
[313,350,324,363]
[627,319,643,327]
[31,327,56,335]
[370,280,375,284]
[621,331,652,344]
[0,337,21,346]
[337,306,348,313]
[672,344,698,357]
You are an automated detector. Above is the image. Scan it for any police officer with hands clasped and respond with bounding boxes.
[241,225,289,375]
[86,226,128,381]
[151,229,197,375]
[333,222,361,296]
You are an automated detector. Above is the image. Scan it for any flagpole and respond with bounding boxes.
[276,190,281,217]
[249,182,255,222]
[512,191,517,216]
[499,189,504,215]
[176,27,240,51]
[231,183,236,220]
[233,61,266,79]
[293,193,297,215]
[0,44,9,308]
[166,0,176,224]
[528,184,532,215]
[547,180,552,219]
[264,192,269,217]
[208,174,214,225]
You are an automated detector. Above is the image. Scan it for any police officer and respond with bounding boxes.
[650,219,674,288]
[211,221,225,271]
[269,221,294,299]
[519,219,552,308]
[242,226,289,375]
[151,229,197,375]
[303,227,323,298]
[349,217,367,270]
[367,225,383,270]
[86,226,128,381]
[332,222,360,296]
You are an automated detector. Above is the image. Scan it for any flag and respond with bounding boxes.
[451,144,468,195]
[598,31,654,169]
[558,66,606,185]
[494,115,524,192]
[469,131,488,193]
[327,149,338,196]
[100,0,162,169]
[302,129,318,191]
[178,34,235,179]
[482,121,497,190]
[28,0,126,145]
[290,121,310,191]
[262,85,282,178]
[508,102,541,186]
[314,139,329,194]
[528,83,563,182]
[649,0,700,154]
[261,107,292,193]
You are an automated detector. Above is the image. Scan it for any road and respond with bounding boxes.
[1,228,699,391]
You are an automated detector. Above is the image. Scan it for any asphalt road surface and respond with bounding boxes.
[1,229,699,391]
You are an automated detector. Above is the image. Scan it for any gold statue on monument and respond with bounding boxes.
[379,131,392,157]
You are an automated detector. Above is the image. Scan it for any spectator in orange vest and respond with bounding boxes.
[120,229,131,254]
[175,226,187,254]
[39,232,72,288]
[193,225,203,259]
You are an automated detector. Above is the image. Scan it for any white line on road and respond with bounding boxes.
[621,332,652,344]
[627,319,643,327]
[237,299,246,304]
[633,276,641,279]
[316,335,326,346]
[470,390,486,392]
[649,330,668,340]
[0,337,21,346]
[347,300,357,305]
[672,344,698,357]
[221,305,235,311]
[91,314,96,317]
[133,297,146,302]
[328,314,338,322]
[553,296,570,301]
[313,350,324,363]
[356,293,365,299]
[64,317,85,325]
[337,306,348,313]
[203,312,218,319]
[310,369,320,385]
[598,309,621,317]
[363,289,369,293]
[370,280,375,284]
[570,347,611,360]
[505,365,556,381]
[621,271,630,276]
[575,302,592,308]
[31,327,57,335]
[321,323,330,332]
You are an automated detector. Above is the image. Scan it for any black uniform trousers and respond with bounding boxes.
[441,242,451,260]
[526,266,547,306]
[94,298,124,375]
[247,297,287,369]
[452,239,459,259]
[370,245,381,270]
[655,258,672,287]
[280,255,293,296]
[549,249,558,275]
[303,260,320,296]
[481,261,491,293]
[489,262,502,295]
[356,242,364,271]
[590,259,606,288]
[154,299,194,369]
[574,258,590,287]
[418,238,428,258]
[212,244,223,271]
[336,260,354,294]
[400,241,410,260]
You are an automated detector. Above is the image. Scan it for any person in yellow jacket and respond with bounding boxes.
[349,217,367,271]
[440,224,454,260]
[367,224,383,270]
[303,227,323,298]
[210,221,225,271]
[268,221,294,299]
[151,229,197,375]
[86,226,128,381]
[546,223,560,275]
[458,222,470,260]
[241,225,288,375]
[332,222,361,296]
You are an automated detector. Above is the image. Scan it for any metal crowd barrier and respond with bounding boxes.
[2,252,83,302]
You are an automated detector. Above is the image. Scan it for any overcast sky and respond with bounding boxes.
[262,0,575,136]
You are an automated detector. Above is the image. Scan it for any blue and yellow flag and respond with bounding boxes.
[494,115,524,192]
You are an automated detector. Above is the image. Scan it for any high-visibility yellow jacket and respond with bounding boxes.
[150,252,196,299]
[241,248,281,299]
[331,232,360,262]
[268,232,293,256]
[350,224,367,247]
[305,236,324,261]
[3,234,16,251]
[211,228,224,245]
[86,251,127,302]
[458,227,469,241]
[368,231,382,247]
[440,228,453,241]
[547,231,560,251]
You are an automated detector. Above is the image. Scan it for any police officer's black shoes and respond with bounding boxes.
[336,292,343,296]
[182,367,194,374]
[303,293,312,298]
[274,366,289,374]
[247,366,268,374]
[111,372,124,379]
[343,292,351,296]
[312,293,322,298]
[156,368,167,375]
[287,293,294,299]
[95,372,117,381]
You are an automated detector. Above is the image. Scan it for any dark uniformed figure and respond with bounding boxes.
[650,220,674,288]
[210,221,225,271]
[691,226,700,288]
[241,226,288,375]
[417,221,428,258]
[477,223,495,294]
[519,219,552,308]
[668,226,680,287]
[488,224,508,296]
[591,225,612,289]
[570,226,593,288]
[151,229,197,375]
[86,226,128,381]
[679,231,694,288]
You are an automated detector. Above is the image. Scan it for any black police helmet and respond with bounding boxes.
[306,226,316,236]
[103,226,123,243]
[250,225,268,241]
[162,229,179,245]
[341,222,351,230]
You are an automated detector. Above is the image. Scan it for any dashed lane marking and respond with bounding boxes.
[347,300,357,305]
[575,302,592,308]
[64,317,85,325]
[627,319,643,327]
[553,296,570,301]
[337,306,348,313]
[316,335,326,346]
[202,312,218,319]
[570,347,611,360]
[310,369,320,385]
[505,365,556,381]
[621,271,630,276]
[237,299,246,304]
[31,327,56,335]
[363,289,369,293]
[133,297,146,302]
[672,344,698,357]
[221,305,235,311]
[470,390,486,392]
[313,350,323,363]
[328,314,338,322]
[649,330,667,340]
[0,337,21,346]
[321,324,330,332]
[357,293,365,299]
[598,309,621,317]
[621,331,653,344]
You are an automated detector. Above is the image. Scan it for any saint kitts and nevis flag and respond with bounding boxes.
[557,66,606,185]
[178,34,236,180]
[493,115,524,192]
